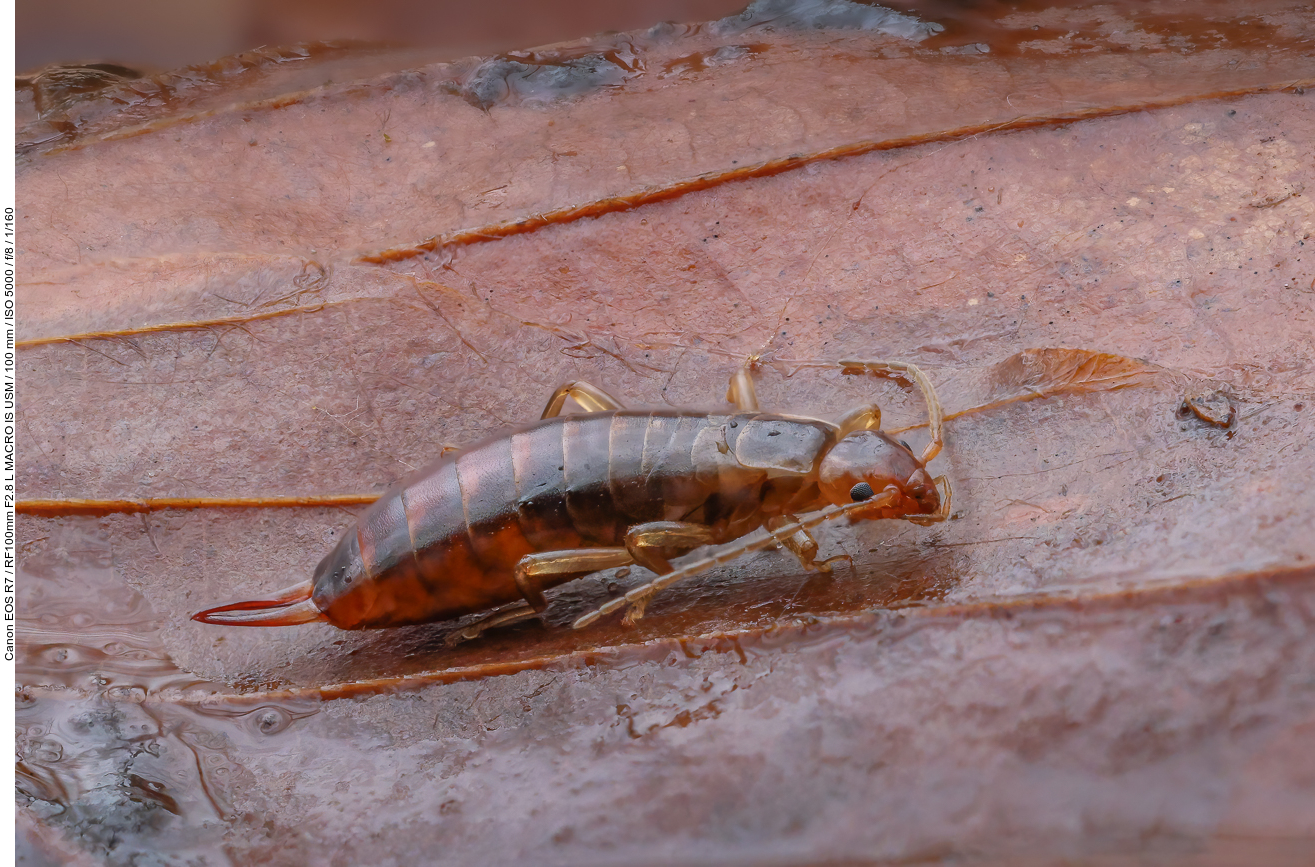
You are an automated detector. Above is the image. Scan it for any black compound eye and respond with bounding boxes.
[850,482,874,502]
[898,439,913,452]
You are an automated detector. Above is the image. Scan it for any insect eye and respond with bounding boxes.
[898,439,913,452]
[850,482,874,502]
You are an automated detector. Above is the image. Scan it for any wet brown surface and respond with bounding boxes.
[16,1,1315,864]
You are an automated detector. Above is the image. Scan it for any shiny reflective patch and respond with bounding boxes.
[733,417,830,475]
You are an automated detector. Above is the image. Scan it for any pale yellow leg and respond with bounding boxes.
[573,493,902,631]
[541,381,626,419]
[833,404,882,438]
[767,515,851,573]
[514,548,636,610]
[837,359,944,463]
[450,546,646,644]
[726,367,760,412]
[623,521,717,575]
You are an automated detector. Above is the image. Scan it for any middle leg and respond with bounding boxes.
[624,521,717,575]
[515,548,637,610]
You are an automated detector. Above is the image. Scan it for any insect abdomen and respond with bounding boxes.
[314,411,834,629]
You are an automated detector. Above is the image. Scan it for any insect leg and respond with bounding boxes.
[767,515,851,574]
[514,548,636,610]
[837,359,944,463]
[623,521,717,575]
[832,404,881,438]
[541,381,626,419]
[575,495,898,629]
[726,367,760,412]
[445,600,541,647]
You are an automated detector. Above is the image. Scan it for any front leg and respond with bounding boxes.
[832,404,882,438]
[767,515,852,573]
[837,359,944,462]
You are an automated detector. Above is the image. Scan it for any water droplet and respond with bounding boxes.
[254,707,294,735]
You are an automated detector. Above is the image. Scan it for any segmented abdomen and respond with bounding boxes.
[313,411,834,628]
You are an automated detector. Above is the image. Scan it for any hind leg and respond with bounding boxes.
[445,601,542,646]
[448,547,640,645]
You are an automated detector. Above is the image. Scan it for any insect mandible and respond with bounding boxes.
[192,359,952,638]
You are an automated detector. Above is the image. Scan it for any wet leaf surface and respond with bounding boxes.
[17,1,1315,864]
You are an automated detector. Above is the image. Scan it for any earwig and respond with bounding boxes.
[193,359,952,637]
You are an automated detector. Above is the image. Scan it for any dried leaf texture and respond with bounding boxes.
[16,2,1315,864]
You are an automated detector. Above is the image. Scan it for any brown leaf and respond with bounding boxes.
[988,347,1161,399]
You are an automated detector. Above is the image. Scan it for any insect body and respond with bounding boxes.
[193,360,951,634]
